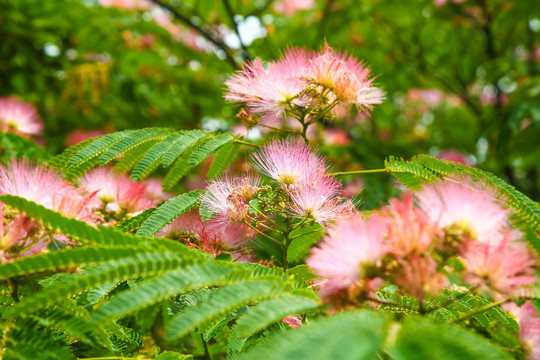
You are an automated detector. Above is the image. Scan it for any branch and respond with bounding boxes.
[148,0,240,69]
[222,0,252,61]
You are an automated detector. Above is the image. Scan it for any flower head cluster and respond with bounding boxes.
[79,167,160,216]
[0,97,43,137]
[306,177,537,304]
[200,175,260,232]
[225,45,384,126]
[503,301,540,360]
[157,209,256,259]
[0,160,98,261]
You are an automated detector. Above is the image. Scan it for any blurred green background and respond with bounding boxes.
[1,0,539,205]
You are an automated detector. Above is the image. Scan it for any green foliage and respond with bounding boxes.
[207,141,241,179]
[136,190,201,236]
[0,132,51,163]
[237,310,390,360]
[50,128,237,187]
[391,316,513,360]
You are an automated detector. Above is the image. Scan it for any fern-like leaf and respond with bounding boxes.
[207,141,241,179]
[237,310,390,360]
[136,190,200,236]
[162,130,211,167]
[188,133,234,167]
[165,279,287,341]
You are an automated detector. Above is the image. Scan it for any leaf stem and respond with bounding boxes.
[233,139,259,148]
[332,169,388,176]
[450,297,510,323]
[289,228,323,241]
[242,220,282,247]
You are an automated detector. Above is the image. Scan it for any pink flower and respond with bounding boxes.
[143,178,173,201]
[225,49,312,125]
[503,301,540,360]
[157,209,256,254]
[394,254,448,302]
[306,214,385,297]
[249,138,328,185]
[383,194,439,258]
[306,44,384,109]
[273,0,314,15]
[287,175,351,225]
[200,175,260,231]
[415,178,510,245]
[461,236,536,295]
[407,89,445,106]
[0,97,43,136]
[282,315,303,328]
[80,168,158,214]
[0,160,96,221]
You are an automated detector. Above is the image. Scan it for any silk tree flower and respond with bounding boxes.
[460,235,536,295]
[80,167,158,214]
[0,160,96,222]
[394,254,448,302]
[225,48,312,125]
[306,45,385,109]
[249,138,328,185]
[383,194,440,258]
[157,209,256,255]
[287,175,352,225]
[415,178,510,245]
[307,214,386,297]
[0,161,98,260]
[200,175,260,231]
[502,301,540,360]
[273,0,314,16]
[0,97,43,136]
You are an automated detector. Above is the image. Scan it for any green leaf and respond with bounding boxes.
[130,133,183,181]
[5,252,185,318]
[188,133,235,167]
[162,130,211,167]
[98,128,174,165]
[233,294,320,339]
[137,190,200,236]
[237,310,390,360]
[207,141,241,179]
[67,131,130,166]
[166,279,287,341]
[391,316,512,360]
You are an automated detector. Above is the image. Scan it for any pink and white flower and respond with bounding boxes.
[307,213,385,297]
[79,167,158,214]
[503,301,540,360]
[461,235,536,295]
[0,97,43,136]
[249,138,328,185]
[415,178,510,245]
[200,175,260,231]
[287,175,351,225]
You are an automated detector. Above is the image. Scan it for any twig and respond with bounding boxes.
[450,297,510,323]
[332,168,388,176]
[148,0,240,69]
[233,139,259,148]
[222,0,251,61]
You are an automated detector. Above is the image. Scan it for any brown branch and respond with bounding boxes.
[222,0,251,61]
[148,0,240,69]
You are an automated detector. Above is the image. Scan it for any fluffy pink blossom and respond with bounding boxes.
[273,0,314,16]
[225,49,312,125]
[306,45,385,108]
[80,167,158,214]
[415,178,510,245]
[157,209,256,253]
[0,161,98,260]
[282,315,303,328]
[307,214,385,297]
[249,138,328,185]
[383,194,439,258]
[287,175,351,225]
[200,175,260,231]
[143,178,173,201]
[0,97,43,136]
[394,254,448,301]
[0,160,96,222]
[461,236,536,295]
[503,301,540,360]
